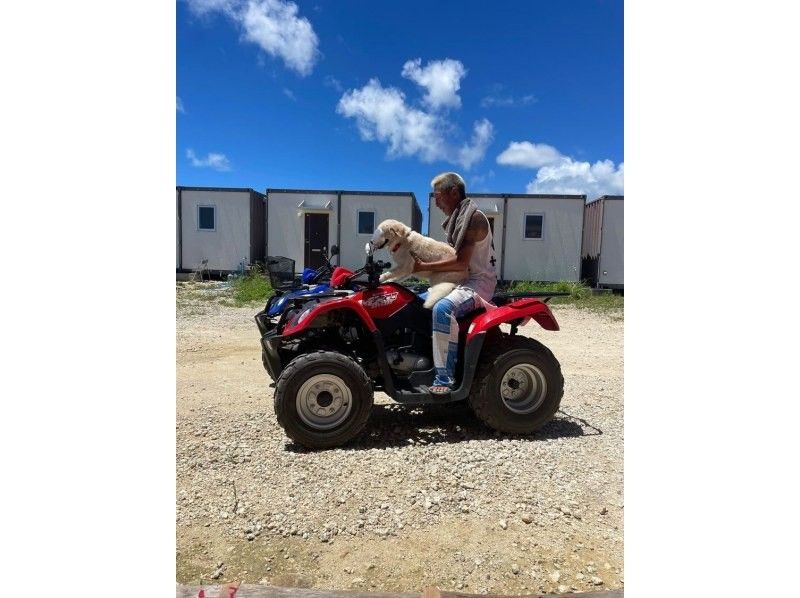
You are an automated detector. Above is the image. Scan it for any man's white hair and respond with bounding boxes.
[431,172,466,200]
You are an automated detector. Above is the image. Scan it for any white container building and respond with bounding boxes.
[176,186,266,274]
[427,193,585,283]
[581,195,624,289]
[267,189,421,272]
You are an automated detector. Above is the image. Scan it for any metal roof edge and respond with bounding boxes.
[340,190,417,198]
[504,193,586,200]
[267,188,416,198]
[267,188,340,195]
[177,186,256,193]
[587,194,624,205]
[427,192,507,198]
[427,192,586,200]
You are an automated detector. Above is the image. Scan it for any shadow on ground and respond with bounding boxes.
[285,404,601,452]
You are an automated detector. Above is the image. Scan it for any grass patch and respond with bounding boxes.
[507,279,592,300]
[503,279,624,314]
[231,267,274,305]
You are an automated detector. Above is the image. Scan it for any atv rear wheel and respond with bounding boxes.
[468,334,563,434]
[274,351,373,449]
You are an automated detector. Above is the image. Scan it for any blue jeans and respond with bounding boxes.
[431,287,481,387]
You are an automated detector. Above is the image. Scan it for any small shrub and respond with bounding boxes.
[231,266,274,305]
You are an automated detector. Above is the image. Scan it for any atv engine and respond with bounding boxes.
[385,349,431,374]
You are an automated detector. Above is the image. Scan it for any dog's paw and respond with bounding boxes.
[379,272,393,283]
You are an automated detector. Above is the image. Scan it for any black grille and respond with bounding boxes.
[266,256,296,288]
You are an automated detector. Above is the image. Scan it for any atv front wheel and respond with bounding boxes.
[468,335,563,434]
[274,351,373,449]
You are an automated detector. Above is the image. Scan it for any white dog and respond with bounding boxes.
[372,219,467,308]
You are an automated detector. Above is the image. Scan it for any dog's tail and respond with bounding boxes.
[423,282,457,309]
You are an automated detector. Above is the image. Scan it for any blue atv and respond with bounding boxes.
[263,244,429,326]
[262,245,344,325]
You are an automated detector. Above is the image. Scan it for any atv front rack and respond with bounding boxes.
[491,291,571,306]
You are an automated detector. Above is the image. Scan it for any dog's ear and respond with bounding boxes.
[403,225,413,238]
[388,222,403,239]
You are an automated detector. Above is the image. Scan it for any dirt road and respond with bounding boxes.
[176,284,623,594]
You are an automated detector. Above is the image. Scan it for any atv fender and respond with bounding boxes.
[281,296,377,337]
[466,298,558,342]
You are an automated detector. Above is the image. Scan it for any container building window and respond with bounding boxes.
[198,206,216,231]
[358,211,375,235]
[524,214,543,239]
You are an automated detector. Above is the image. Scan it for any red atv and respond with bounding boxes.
[255,242,565,449]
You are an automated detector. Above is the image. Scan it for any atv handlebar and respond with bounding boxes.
[329,240,391,290]
[335,257,391,290]
[364,257,390,286]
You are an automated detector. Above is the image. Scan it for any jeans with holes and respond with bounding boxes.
[431,286,480,387]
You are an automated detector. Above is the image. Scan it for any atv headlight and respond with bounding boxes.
[297,306,315,324]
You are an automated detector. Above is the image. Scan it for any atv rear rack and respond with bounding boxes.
[491,291,571,306]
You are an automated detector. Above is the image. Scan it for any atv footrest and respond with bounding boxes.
[392,387,467,405]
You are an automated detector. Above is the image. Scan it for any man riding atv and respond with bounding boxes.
[255,181,565,448]
[412,172,497,397]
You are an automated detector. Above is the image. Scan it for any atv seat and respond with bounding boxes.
[412,289,496,323]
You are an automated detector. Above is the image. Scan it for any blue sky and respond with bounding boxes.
[177,0,623,234]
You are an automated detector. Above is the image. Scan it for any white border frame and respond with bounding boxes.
[197,204,216,232]
[522,212,544,240]
[357,210,375,236]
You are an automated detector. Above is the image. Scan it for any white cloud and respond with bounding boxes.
[480,84,536,108]
[496,139,623,197]
[186,149,232,171]
[240,0,319,76]
[458,119,495,170]
[401,58,466,110]
[496,141,563,168]
[186,0,238,16]
[177,96,185,113]
[185,0,319,76]
[526,158,624,198]
[282,88,296,101]
[337,78,447,163]
[337,75,493,170]
[323,75,343,92]
[480,93,536,108]
[481,96,513,108]
[471,169,495,187]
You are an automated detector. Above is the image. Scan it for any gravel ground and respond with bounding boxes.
[176,283,623,594]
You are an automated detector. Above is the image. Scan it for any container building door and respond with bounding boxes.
[304,213,329,269]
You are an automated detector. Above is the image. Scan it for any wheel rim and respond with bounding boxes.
[500,363,548,414]
[296,374,353,431]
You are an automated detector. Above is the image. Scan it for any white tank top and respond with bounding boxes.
[466,211,497,301]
